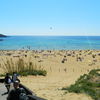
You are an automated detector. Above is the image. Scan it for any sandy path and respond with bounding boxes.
[0,83,7,100]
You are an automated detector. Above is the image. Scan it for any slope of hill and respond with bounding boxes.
[0,34,7,37]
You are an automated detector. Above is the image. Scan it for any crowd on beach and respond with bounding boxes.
[0,50,100,100]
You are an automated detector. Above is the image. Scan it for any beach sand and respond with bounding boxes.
[0,50,100,100]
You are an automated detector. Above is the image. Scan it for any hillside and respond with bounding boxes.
[0,34,7,37]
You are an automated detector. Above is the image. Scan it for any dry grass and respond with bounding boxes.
[0,57,47,76]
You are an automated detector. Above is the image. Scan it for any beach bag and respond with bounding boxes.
[19,88,29,100]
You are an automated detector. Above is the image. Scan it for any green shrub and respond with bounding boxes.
[62,69,100,100]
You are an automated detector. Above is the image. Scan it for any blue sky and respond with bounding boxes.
[0,0,100,36]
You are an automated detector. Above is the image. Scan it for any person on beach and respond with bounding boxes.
[7,80,29,100]
[12,72,20,83]
[4,73,12,93]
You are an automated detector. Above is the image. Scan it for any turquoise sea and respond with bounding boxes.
[0,36,100,50]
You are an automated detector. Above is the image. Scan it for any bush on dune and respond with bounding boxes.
[62,69,100,100]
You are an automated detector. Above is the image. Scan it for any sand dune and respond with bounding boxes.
[0,50,100,100]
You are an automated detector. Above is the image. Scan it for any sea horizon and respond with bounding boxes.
[0,36,100,50]
[4,35,100,36]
